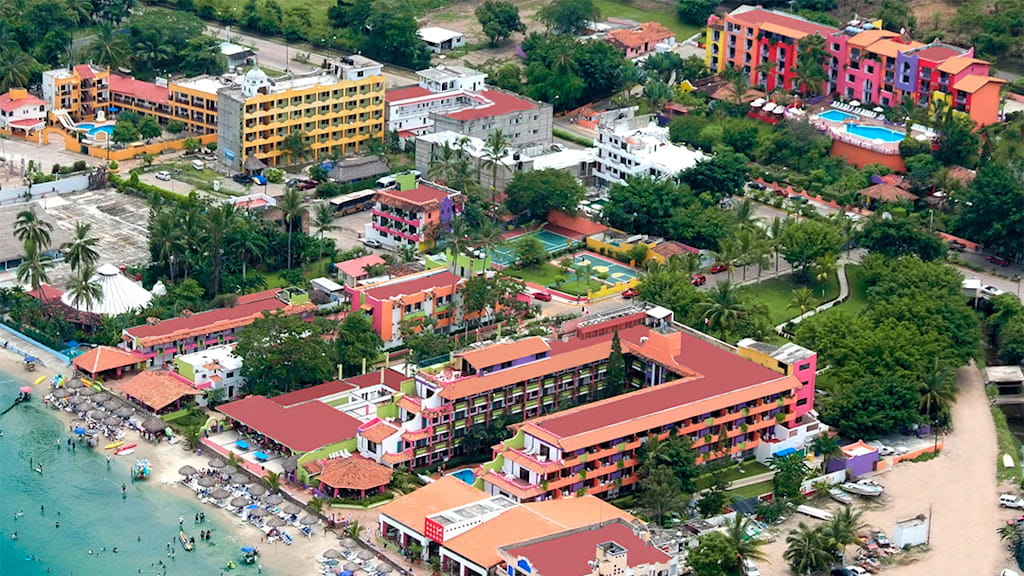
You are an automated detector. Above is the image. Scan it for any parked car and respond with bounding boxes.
[232,173,253,184]
[155,171,171,181]
[988,255,1011,267]
[710,263,728,274]
[876,445,895,456]
[295,179,319,191]
[691,274,707,286]
[361,238,383,249]
[982,285,1005,298]
[748,181,766,190]
[844,567,869,576]
[1000,494,1024,509]
[742,559,761,576]
[948,240,966,252]
[772,187,788,197]
[532,291,552,302]
[621,288,638,299]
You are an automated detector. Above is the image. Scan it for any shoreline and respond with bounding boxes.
[0,348,337,576]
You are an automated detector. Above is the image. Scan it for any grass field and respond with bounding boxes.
[739,273,840,326]
[725,479,774,501]
[592,0,700,38]
[695,460,772,491]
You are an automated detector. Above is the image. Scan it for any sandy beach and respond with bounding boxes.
[0,347,340,576]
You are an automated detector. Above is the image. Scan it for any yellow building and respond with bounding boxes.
[216,56,386,171]
[42,64,110,122]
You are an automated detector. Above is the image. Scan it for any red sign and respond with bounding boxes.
[424,517,445,543]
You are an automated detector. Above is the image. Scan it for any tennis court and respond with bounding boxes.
[573,252,637,282]
[490,229,575,266]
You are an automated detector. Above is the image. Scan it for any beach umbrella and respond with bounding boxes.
[248,484,267,497]
[265,493,283,505]
[266,516,286,527]
[340,537,357,549]
[231,496,249,508]
[78,387,97,397]
[249,507,269,517]
[73,426,86,435]
[178,465,197,476]
[114,406,133,418]
[230,473,252,484]
[105,397,124,409]
[208,457,226,468]
[343,562,359,572]
[92,392,111,403]
[76,401,95,413]
[52,388,71,398]
[86,409,103,420]
[283,504,301,515]
[197,476,217,487]
[241,546,256,554]
[300,515,319,526]
[356,549,373,560]
[211,487,231,500]
[67,379,84,388]
[324,549,342,559]
[143,417,165,433]
[103,416,120,427]
[376,564,392,574]
[222,465,238,475]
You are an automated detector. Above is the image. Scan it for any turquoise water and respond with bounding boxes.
[76,123,114,137]
[574,253,637,281]
[0,369,259,576]
[448,469,475,485]
[845,123,904,143]
[817,110,859,123]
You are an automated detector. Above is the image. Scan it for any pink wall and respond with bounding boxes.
[791,352,817,419]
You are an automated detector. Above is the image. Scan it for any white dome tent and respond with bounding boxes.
[61,264,153,316]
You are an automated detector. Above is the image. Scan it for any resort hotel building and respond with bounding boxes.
[593,111,707,187]
[362,176,461,253]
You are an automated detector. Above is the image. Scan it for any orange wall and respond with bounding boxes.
[830,140,906,172]
[969,83,1002,127]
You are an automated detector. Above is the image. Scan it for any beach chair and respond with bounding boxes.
[281,531,293,545]
[300,525,314,538]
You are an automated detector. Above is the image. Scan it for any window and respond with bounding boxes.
[798,362,810,371]
[796,397,809,406]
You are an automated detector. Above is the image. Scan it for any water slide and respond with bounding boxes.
[53,109,77,132]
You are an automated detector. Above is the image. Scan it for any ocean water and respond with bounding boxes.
[0,369,260,576]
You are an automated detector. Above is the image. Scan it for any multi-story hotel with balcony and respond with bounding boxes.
[706,6,1006,126]
[476,309,820,502]
[42,64,110,122]
[216,56,385,171]
[363,178,460,252]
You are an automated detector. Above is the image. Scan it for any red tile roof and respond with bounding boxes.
[26,283,64,302]
[728,8,836,37]
[9,118,45,127]
[73,345,140,375]
[73,64,96,80]
[385,85,433,103]
[109,74,169,105]
[652,241,700,258]
[217,396,363,453]
[503,520,671,576]
[361,420,400,443]
[117,370,200,411]
[914,45,963,62]
[336,254,386,278]
[344,368,407,391]
[379,185,450,206]
[445,90,537,121]
[363,271,461,302]
[317,456,393,490]
[455,337,550,371]
[607,22,675,50]
[0,91,46,113]
[858,183,916,202]
[270,380,357,407]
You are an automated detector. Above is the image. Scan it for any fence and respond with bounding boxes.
[0,322,72,366]
[0,173,91,206]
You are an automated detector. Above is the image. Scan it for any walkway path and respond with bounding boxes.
[773,259,851,334]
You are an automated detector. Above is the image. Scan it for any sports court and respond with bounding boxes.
[491,229,575,266]
[573,252,637,282]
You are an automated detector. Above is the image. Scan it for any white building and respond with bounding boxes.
[593,113,707,187]
[385,65,488,138]
[60,263,153,316]
[417,27,466,53]
[173,343,245,402]
[0,89,47,134]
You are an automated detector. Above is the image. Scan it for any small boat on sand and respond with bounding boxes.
[105,441,124,450]
[829,487,853,505]
[115,442,137,456]
[841,480,884,497]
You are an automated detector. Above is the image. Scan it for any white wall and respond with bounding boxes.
[0,174,91,206]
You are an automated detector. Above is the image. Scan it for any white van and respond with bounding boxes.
[1000,494,1024,509]
[191,159,205,170]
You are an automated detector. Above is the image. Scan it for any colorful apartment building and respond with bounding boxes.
[345,268,465,348]
[474,310,820,503]
[706,6,1007,126]
[42,64,110,122]
[216,56,385,171]
[606,22,676,60]
[0,89,47,135]
[385,65,488,138]
[363,177,460,252]
[120,288,313,368]
[173,343,245,402]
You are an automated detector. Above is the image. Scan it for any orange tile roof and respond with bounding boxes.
[396,395,422,414]
[953,74,1006,93]
[607,22,675,50]
[73,345,140,375]
[858,183,916,202]
[848,29,899,49]
[382,451,413,464]
[455,337,551,371]
[378,475,488,531]
[317,456,393,490]
[362,420,400,444]
[864,38,924,59]
[443,497,635,569]
[937,56,988,74]
[117,370,200,411]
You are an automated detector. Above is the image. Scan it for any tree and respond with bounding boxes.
[0,48,37,92]
[723,514,769,566]
[824,506,865,561]
[575,40,627,102]
[89,22,130,67]
[696,280,746,339]
[112,120,139,144]
[688,531,740,576]
[475,0,525,46]
[481,129,511,215]
[779,220,842,279]
[696,466,729,516]
[788,287,816,317]
[136,115,162,139]
[810,433,842,472]
[537,0,599,35]
[228,213,268,282]
[400,316,451,362]
[281,130,310,165]
[335,312,383,376]
[513,236,548,268]
[183,137,200,154]
[820,374,923,439]
[234,313,336,395]
[643,79,672,111]
[637,263,703,323]
[488,63,522,90]
[933,109,981,167]
[768,452,810,500]
[364,0,431,69]
[313,203,335,275]
[63,221,100,274]
[793,33,828,96]
[955,161,1024,259]
[279,187,305,270]
[783,523,833,574]
[14,209,54,251]
[15,241,52,302]
[504,169,587,221]
[202,202,237,295]
[873,0,916,33]
[65,264,103,323]
[679,153,749,202]
[603,331,625,398]
[264,470,282,493]
[677,0,718,26]
[918,359,956,421]
[638,465,688,527]
[858,217,944,261]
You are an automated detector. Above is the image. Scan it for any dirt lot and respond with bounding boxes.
[757,364,1016,575]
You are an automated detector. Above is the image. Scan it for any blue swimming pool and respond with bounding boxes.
[817,109,859,123]
[76,123,114,137]
[845,123,904,143]
[449,468,475,485]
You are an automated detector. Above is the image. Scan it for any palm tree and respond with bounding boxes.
[307,496,325,516]
[810,433,842,472]
[788,287,816,317]
[16,241,53,303]
[813,254,837,298]
[279,187,305,270]
[89,23,131,68]
[151,210,183,283]
[794,33,828,96]
[919,360,956,419]
[264,470,282,493]
[735,198,758,230]
[281,130,311,165]
[696,280,746,339]
[0,48,37,92]
[14,208,54,251]
[784,523,833,575]
[723,514,769,566]
[345,520,362,539]
[63,221,99,273]
[481,129,511,216]
[824,506,865,562]
[769,217,788,273]
[229,213,268,282]
[133,38,172,75]
[313,203,335,275]
[448,217,471,327]
[722,66,750,106]
[643,80,672,111]
[756,60,774,89]
[428,141,458,184]
[65,0,92,25]
[65,264,103,328]
[203,203,238,295]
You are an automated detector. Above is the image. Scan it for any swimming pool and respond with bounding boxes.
[573,253,637,281]
[76,123,114,137]
[448,468,475,485]
[845,123,904,143]
[817,109,859,123]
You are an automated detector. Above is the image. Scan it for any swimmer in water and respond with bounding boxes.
[12,532,17,540]
[55,522,60,528]
[113,547,119,553]
[14,511,23,519]
[40,505,44,514]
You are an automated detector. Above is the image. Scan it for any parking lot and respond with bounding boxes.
[323,208,381,256]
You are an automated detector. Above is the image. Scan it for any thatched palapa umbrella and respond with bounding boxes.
[323,549,342,559]
[249,507,269,517]
[230,496,249,508]
[92,392,111,403]
[265,493,283,505]
[114,406,133,418]
[66,379,84,389]
[230,473,252,484]
[78,387,97,397]
[103,416,121,427]
[343,562,359,572]
[340,537,357,549]
[210,487,231,500]
[197,476,217,488]
[75,401,94,413]
[52,388,71,398]
[208,457,226,469]
[356,549,373,561]
[300,515,319,526]
[222,465,238,475]
[283,504,301,515]
[143,417,165,434]
[248,484,267,497]
[281,455,298,473]
[86,409,104,421]
[178,465,197,476]
[266,516,286,527]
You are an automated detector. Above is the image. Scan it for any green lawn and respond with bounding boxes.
[505,263,566,286]
[263,257,334,289]
[695,460,772,491]
[592,0,700,39]
[738,273,840,326]
[725,479,774,501]
[817,264,868,318]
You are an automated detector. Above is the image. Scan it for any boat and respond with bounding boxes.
[132,458,151,480]
[796,504,834,520]
[829,487,853,505]
[33,376,47,386]
[115,442,137,456]
[841,481,884,497]
[179,531,193,551]
[241,546,258,564]
[105,441,124,450]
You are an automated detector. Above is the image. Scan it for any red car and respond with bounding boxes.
[710,263,728,274]
[988,255,1010,266]
[621,288,638,299]
[532,291,552,302]
[691,274,707,286]
[295,179,319,191]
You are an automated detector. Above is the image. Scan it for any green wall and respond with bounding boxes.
[296,437,358,484]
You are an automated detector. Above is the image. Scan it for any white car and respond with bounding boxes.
[155,170,171,181]
[742,558,761,576]
[361,238,383,249]
[1001,570,1021,576]
[1000,494,1024,509]
[845,567,869,576]
[982,285,1005,298]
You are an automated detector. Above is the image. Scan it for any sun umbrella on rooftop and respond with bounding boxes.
[231,496,249,508]
[323,549,342,559]
[266,516,286,527]
[178,465,197,476]
[231,473,252,484]
[356,549,373,561]
[265,493,283,505]
[208,457,226,468]
[210,487,231,500]
[198,476,217,488]
[300,515,319,526]
[248,484,267,497]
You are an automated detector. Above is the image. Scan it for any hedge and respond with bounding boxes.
[110,172,181,205]
[329,490,394,507]
[553,128,595,148]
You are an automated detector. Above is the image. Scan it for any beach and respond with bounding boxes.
[0,347,341,576]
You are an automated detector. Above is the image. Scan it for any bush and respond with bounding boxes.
[108,160,119,170]
[552,127,594,147]
[329,490,394,507]
[265,168,285,184]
